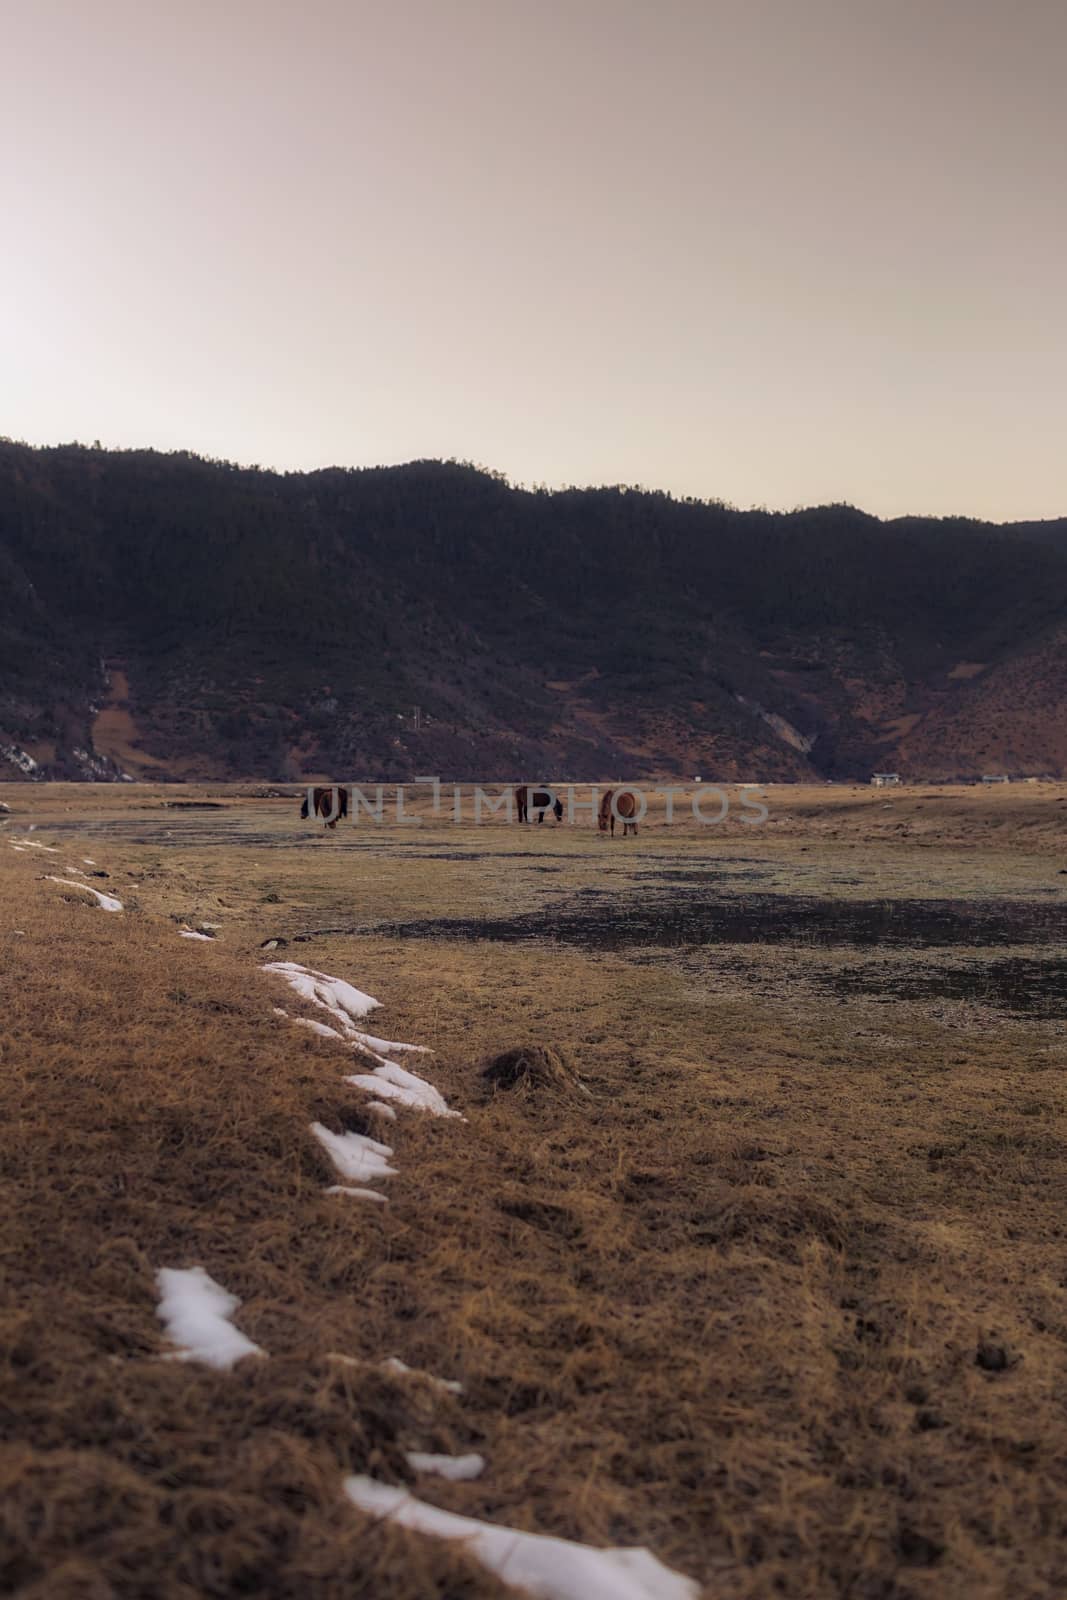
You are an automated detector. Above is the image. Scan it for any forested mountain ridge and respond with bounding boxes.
[2,440,1066,781]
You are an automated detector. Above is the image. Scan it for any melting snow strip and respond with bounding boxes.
[270,963,460,1112]
[328,1354,464,1395]
[325,1185,389,1203]
[311,1122,397,1183]
[264,961,380,1034]
[179,927,215,940]
[293,1015,347,1041]
[346,1061,463,1119]
[44,876,124,912]
[381,1357,463,1394]
[13,839,59,853]
[344,1478,700,1600]
[155,1266,264,1370]
[405,1451,485,1481]
[354,1031,429,1056]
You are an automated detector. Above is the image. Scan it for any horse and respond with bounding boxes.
[598,789,638,836]
[300,786,348,829]
[515,785,564,824]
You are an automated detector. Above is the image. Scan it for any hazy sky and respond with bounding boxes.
[3,0,1065,519]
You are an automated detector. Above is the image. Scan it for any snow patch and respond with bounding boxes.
[294,1015,347,1041]
[155,1266,264,1370]
[265,961,381,1034]
[355,1032,430,1056]
[44,876,124,912]
[311,1122,397,1184]
[346,1061,463,1119]
[180,927,215,941]
[325,1185,389,1203]
[72,746,114,779]
[2,744,39,776]
[405,1452,485,1481]
[344,1478,700,1600]
[268,967,439,1089]
[381,1358,463,1395]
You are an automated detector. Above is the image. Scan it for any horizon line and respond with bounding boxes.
[2,433,1065,530]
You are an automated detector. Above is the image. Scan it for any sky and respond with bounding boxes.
[2,0,1065,521]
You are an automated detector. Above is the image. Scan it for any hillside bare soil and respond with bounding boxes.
[4,443,1067,782]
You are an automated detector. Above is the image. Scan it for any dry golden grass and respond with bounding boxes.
[2,781,1067,1598]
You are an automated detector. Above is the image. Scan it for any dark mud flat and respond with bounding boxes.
[492,851,584,859]
[823,956,1067,1019]
[378,890,1067,951]
[630,866,771,885]
[32,819,497,855]
[364,849,490,861]
[34,818,292,849]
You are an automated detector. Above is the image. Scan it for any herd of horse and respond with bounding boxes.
[301,785,639,835]
[512,785,639,835]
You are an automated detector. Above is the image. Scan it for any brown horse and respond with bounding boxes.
[300,786,348,829]
[515,786,563,824]
[598,789,639,836]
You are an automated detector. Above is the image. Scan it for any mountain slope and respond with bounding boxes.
[2,440,1066,781]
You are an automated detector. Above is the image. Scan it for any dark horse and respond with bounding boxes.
[301,786,349,829]
[598,789,638,836]
[515,785,563,824]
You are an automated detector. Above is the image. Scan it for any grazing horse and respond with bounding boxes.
[598,789,639,836]
[300,786,348,829]
[515,785,563,824]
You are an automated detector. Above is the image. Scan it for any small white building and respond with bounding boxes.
[870,772,901,787]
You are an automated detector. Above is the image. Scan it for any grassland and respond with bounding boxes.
[2,781,1066,1598]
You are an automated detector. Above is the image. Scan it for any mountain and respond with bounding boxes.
[2,439,1066,782]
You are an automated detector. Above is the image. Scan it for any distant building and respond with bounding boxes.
[981,774,1010,783]
[870,773,900,787]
